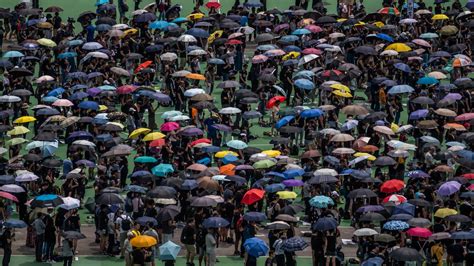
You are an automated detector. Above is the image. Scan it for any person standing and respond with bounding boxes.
[62,238,74,266]
[1,227,12,266]
[205,228,217,266]
[180,218,196,266]
[43,210,57,263]
[32,213,46,262]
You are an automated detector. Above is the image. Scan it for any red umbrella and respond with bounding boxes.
[205,1,221,9]
[117,85,137,94]
[407,227,432,238]
[190,138,212,147]
[149,139,165,148]
[469,184,474,191]
[135,60,152,74]
[226,39,243,45]
[241,189,265,205]
[382,194,407,205]
[461,173,474,179]
[0,191,18,202]
[321,69,343,78]
[160,122,180,132]
[380,179,405,194]
[266,96,286,109]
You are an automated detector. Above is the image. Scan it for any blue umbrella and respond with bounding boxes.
[58,52,77,59]
[451,231,474,240]
[3,219,27,228]
[171,17,188,23]
[375,33,393,42]
[96,24,112,31]
[264,171,286,179]
[197,157,211,165]
[417,76,439,85]
[208,58,225,65]
[47,87,65,97]
[68,71,87,79]
[243,212,267,222]
[409,109,429,120]
[394,63,411,73]
[203,217,229,228]
[30,194,63,208]
[265,183,286,193]
[388,85,414,94]
[350,169,371,179]
[280,35,299,42]
[309,196,335,208]
[383,220,409,231]
[3,51,24,58]
[362,257,384,266]
[36,108,60,116]
[244,237,269,257]
[227,140,248,149]
[292,28,311,35]
[393,203,415,216]
[294,79,315,90]
[406,170,430,179]
[282,45,302,53]
[78,100,99,110]
[300,109,324,118]
[152,164,174,177]
[149,20,169,30]
[402,2,419,9]
[201,145,221,153]
[281,237,309,252]
[186,28,210,38]
[41,96,59,103]
[181,179,198,190]
[257,44,278,51]
[131,170,152,178]
[136,216,158,226]
[420,32,439,39]
[68,39,83,46]
[294,70,315,79]
[283,59,298,66]
[159,241,181,261]
[222,155,238,164]
[312,217,338,231]
[0,175,14,185]
[466,0,474,10]
[275,115,295,129]
[282,169,304,179]
[95,0,108,5]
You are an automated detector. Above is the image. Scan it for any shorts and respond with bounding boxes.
[197,246,205,256]
[185,244,196,254]
[325,251,336,257]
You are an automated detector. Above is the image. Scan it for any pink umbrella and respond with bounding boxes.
[302,48,323,55]
[305,25,323,33]
[455,113,474,121]
[412,39,431,48]
[468,184,474,191]
[252,55,268,64]
[52,99,74,107]
[0,191,18,202]
[407,227,432,238]
[117,85,137,94]
[160,122,180,132]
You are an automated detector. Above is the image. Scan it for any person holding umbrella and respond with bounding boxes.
[62,238,74,266]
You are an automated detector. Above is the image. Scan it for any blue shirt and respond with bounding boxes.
[86,25,96,42]
[240,16,248,26]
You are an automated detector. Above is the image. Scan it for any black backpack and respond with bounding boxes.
[121,217,132,231]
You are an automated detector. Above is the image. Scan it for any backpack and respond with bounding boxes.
[124,197,133,213]
[121,216,132,231]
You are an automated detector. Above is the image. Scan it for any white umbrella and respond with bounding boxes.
[15,172,39,182]
[349,156,369,166]
[238,26,255,34]
[72,140,96,148]
[219,107,241,114]
[131,9,148,15]
[36,75,55,83]
[178,34,197,43]
[314,168,338,176]
[319,128,340,135]
[171,70,191,77]
[112,23,130,30]
[184,88,205,97]
[168,115,191,122]
[86,51,109,59]
[58,196,80,210]
[188,49,207,56]
[0,95,21,103]
[160,52,178,61]
[298,54,318,66]
[373,125,395,135]
[250,153,269,162]
[354,228,378,237]
[0,184,25,193]
[380,50,399,56]
[332,148,356,155]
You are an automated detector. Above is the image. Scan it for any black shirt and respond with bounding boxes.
[132,249,145,265]
[181,225,195,245]
[447,243,465,263]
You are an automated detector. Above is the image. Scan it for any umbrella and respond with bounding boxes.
[96,193,124,205]
[390,248,423,261]
[30,194,64,208]
[309,196,334,208]
[354,228,379,237]
[131,235,157,248]
[312,217,338,231]
[3,219,27,228]
[241,189,265,205]
[191,197,217,207]
[437,181,461,196]
[156,206,180,222]
[243,212,267,222]
[281,237,309,252]
[227,140,248,150]
[383,220,409,231]
[159,241,181,261]
[359,213,386,222]
[62,231,86,240]
[203,217,229,228]
[265,221,290,230]
[408,218,432,228]
[380,179,405,193]
[244,237,269,258]
[147,186,176,199]
[407,227,432,238]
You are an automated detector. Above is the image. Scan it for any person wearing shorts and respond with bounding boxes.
[181,219,196,266]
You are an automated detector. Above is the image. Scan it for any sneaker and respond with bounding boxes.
[51,260,56,263]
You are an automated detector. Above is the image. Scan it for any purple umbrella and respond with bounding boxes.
[87,87,101,97]
[180,127,204,137]
[152,93,171,103]
[212,124,232,132]
[235,164,254,171]
[443,93,462,101]
[356,205,385,213]
[437,181,461,196]
[282,179,304,187]
[274,23,289,32]
[409,109,429,120]
[76,159,96,168]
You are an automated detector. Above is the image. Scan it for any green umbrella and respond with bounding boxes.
[7,137,28,146]
[253,159,276,169]
[134,156,158,164]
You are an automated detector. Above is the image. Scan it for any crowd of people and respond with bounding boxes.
[0,0,472,265]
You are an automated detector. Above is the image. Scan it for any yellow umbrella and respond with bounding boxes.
[13,116,36,124]
[121,28,138,38]
[129,128,151,139]
[299,18,315,26]
[330,84,350,93]
[277,191,298,200]
[186,73,206,80]
[208,30,223,44]
[7,126,30,136]
[434,208,457,218]
[354,21,366,27]
[390,123,400,133]
[37,38,56,47]
[143,132,166,141]
[354,152,376,161]
[332,90,353,98]
[337,18,347,22]
[130,235,157,248]
[261,150,281,158]
[373,21,385,28]
[215,151,238,158]
[282,51,300,61]
[99,105,108,111]
[7,137,28,146]
[186,13,205,21]
[432,14,449,20]
[385,43,412,52]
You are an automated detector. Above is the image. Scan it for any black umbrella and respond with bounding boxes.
[63,231,86,240]
[243,212,266,222]
[444,214,472,223]
[258,73,277,83]
[308,175,339,184]
[77,11,96,22]
[9,68,33,77]
[23,153,42,162]
[390,248,423,261]
[96,17,116,26]
[316,16,337,24]
[34,132,56,141]
[373,156,397,166]
[95,193,124,205]
[11,89,32,97]
[359,212,386,222]
[354,45,377,55]
[389,213,413,221]
[156,205,181,222]
[348,188,377,199]
[281,205,304,215]
[278,126,303,134]
[275,214,298,223]
[147,186,177,199]
[411,96,435,105]
[42,159,62,168]
[255,33,275,43]
[312,217,338,231]
[374,234,396,243]
[190,196,216,207]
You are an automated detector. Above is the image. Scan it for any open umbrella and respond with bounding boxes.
[244,237,269,257]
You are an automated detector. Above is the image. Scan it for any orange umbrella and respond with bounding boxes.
[149,139,165,148]
[444,123,467,131]
[187,163,208,172]
[135,60,152,73]
[219,164,235,175]
[357,145,379,152]
[241,189,265,205]
[186,73,206,80]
